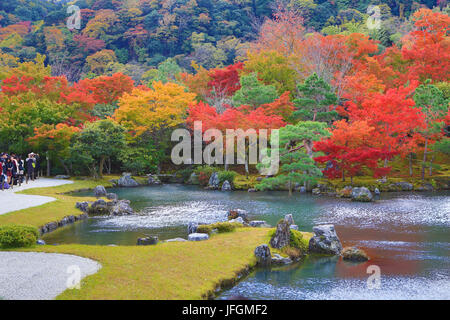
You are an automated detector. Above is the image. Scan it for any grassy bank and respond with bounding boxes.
[0,177,117,228]
[0,177,277,299]
[17,228,270,300]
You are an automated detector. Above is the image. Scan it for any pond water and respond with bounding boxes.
[43,185,450,300]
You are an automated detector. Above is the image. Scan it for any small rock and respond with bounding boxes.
[342,246,369,262]
[351,187,373,202]
[309,224,342,255]
[284,214,294,226]
[374,188,380,195]
[93,185,107,197]
[54,175,70,179]
[299,186,306,193]
[137,236,158,246]
[271,253,293,265]
[254,244,271,266]
[187,222,198,234]
[75,201,90,213]
[147,174,162,185]
[337,186,353,198]
[221,180,232,191]
[228,209,249,222]
[249,220,269,228]
[229,217,245,225]
[188,233,209,241]
[36,240,46,245]
[390,181,413,191]
[290,224,299,231]
[165,238,187,242]
[312,188,321,195]
[248,188,257,192]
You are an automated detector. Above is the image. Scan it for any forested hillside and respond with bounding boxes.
[0,0,446,82]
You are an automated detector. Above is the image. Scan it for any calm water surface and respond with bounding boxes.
[43,185,450,300]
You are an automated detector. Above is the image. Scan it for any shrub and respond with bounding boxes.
[196,222,242,234]
[198,172,210,186]
[177,168,194,183]
[195,166,216,186]
[290,229,308,252]
[218,170,237,184]
[0,225,39,248]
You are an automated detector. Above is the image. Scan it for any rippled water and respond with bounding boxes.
[43,185,450,300]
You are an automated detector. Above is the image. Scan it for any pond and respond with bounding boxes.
[42,184,450,300]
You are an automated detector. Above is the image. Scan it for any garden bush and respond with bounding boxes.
[0,225,39,248]
[218,171,237,184]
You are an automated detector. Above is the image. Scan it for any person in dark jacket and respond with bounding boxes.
[26,154,35,183]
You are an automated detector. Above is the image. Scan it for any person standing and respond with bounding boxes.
[26,154,35,183]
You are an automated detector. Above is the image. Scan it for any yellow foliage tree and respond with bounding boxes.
[114,81,196,136]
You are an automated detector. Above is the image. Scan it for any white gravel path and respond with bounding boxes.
[0,252,101,300]
[0,178,73,215]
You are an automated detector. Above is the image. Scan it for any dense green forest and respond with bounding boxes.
[0,0,446,82]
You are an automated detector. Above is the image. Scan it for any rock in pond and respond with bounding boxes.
[254,244,271,266]
[229,217,246,225]
[147,174,162,185]
[109,199,134,216]
[309,224,342,255]
[337,186,353,198]
[117,173,139,187]
[270,220,291,249]
[106,193,118,200]
[75,201,90,213]
[248,188,257,192]
[137,236,158,246]
[187,222,198,234]
[342,246,369,262]
[271,253,293,265]
[221,180,232,191]
[93,185,107,197]
[390,181,413,191]
[284,214,294,226]
[351,187,373,202]
[312,188,321,195]
[188,233,209,241]
[228,209,249,222]
[89,199,109,215]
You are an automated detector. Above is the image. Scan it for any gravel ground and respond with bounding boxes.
[0,178,73,215]
[0,252,101,300]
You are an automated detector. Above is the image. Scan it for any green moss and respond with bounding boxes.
[196,221,243,235]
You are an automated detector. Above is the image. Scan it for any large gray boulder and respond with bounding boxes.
[208,172,220,189]
[75,201,90,213]
[89,199,109,215]
[109,200,134,216]
[351,187,373,202]
[106,193,118,200]
[254,244,271,266]
[249,220,270,228]
[188,233,209,241]
[118,173,139,187]
[93,185,107,197]
[270,220,291,249]
[221,180,232,191]
[309,224,342,255]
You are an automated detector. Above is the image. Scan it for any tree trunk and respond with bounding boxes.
[351,175,353,186]
[107,157,111,174]
[342,168,345,182]
[99,156,106,178]
[409,153,413,177]
[288,180,292,196]
[422,138,428,181]
[245,157,249,178]
[429,154,435,176]
[59,159,70,176]
[46,151,50,177]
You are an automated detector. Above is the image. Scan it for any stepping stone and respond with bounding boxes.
[188,233,209,241]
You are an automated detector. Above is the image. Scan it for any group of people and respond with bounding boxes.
[0,152,41,190]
